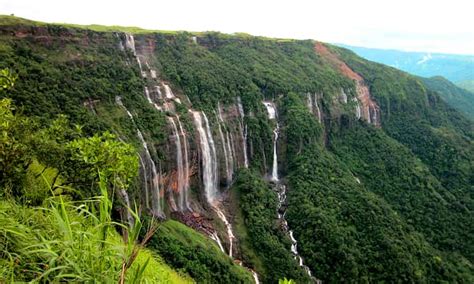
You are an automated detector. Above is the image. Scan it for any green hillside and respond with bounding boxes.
[0,15,473,283]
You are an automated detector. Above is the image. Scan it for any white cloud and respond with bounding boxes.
[417,53,432,65]
[1,0,473,54]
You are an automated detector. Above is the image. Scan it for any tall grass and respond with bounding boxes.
[0,177,164,283]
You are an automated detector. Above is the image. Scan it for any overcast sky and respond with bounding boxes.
[1,0,473,55]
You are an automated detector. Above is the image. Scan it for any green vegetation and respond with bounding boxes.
[422,76,474,120]
[457,79,474,93]
[232,169,311,283]
[0,14,177,34]
[1,17,473,283]
[148,220,253,283]
[0,94,190,282]
[0,192,191,283]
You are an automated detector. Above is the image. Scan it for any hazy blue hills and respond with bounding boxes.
[338,44,474,83]
[339,44,474,120]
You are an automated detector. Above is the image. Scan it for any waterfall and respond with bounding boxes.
[215,206,235,258]
[229,131,237,172]
[366,106,372,124]
[263,101,279,181]
[144,87,153,104]
[192,110,237,257]
[353,98,362,119]
[263,101,276,119]
[163,83,175,99]
[306,93,313,111]
[217,116,231,186]
[243,124,249,168]
[177,117,190,210]
[314,93,322,123]
[123,34,146,78]
[138,155,149,208]
[136,56,146,78]
[118,188,134,227]
[262,98,316,280]
[136,130,163,217]
[192,111,218,202]
[252,270,260,284]
[116,96,163,218]
[307,93,322,123]
[209,232,225,253]
[340,88,348,104]
[217,104,234,186]
[237,96,245,118]
[124,34,136,55]
[193,109,259,282]
[372,107,378,124]
[237,97,249,168]
[155,85,163,99]
[271,125,279,182]
[167,117,185,211]
[275,185,314,279]
[225,131,234,181]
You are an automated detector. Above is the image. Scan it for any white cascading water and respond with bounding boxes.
[192,111,219,202]
[237,97,249,168]
[136,130,163,217]
[138,155,149,208]
[306,92,313,111]
[192,111,238,259]
[118,188,134,226]
[372,107,378,124]
[220,105,235,177]
[353,98,362,119]
[263,100,315,280]
[217,115,231,186]
[216,104,234,186]
[276,184,314,278]
[340,88,348,104]
[252,271,260,284]
[136,56,146,78]
[124,35,258,281]
[263,101,276,119]
[124,34,136,55]
[167,117,186,211]
[229,131,237,173]
[116,96,163,218]
[155,85,163,99]
[366,106,372,124]
[314,93,322,123]
[144,87,153,104]
[271,125,280,182]
[307,93,322,123]
[176,117,190,210]
[263,101,279,181]
[215,206,235,258]
[124,33,146,78]
[163,83,175,99]
[225,131,234,179]
[209,232,225,253]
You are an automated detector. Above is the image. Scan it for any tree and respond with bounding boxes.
[0,98,35,195]
[0,68,16,90]
[66,131,139,194]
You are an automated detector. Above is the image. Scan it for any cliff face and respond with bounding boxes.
[1,17,473,283]
[314,42,380,125]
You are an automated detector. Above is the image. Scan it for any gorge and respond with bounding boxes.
[0,15,473,283]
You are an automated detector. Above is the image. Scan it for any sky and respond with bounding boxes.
[1,0,473,55]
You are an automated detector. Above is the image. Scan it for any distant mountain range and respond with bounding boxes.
[339,44,474,119]
[338,44,474,89]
